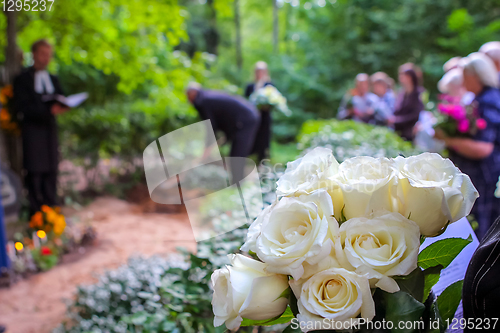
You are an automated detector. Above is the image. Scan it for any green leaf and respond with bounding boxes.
[277,287,291,301]
[418,236,472,270]
[130,311,149,325]
[384,291,426,333]
[394,268,424,302]
[436,280,464,323]
[422,266,444,302]
[339,205,347,224]
[283,323,302,333]
[427,301,446,333]
[241,306,294,327]
[289,287,299,317]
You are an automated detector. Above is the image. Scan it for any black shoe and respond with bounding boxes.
[0,325,6,333]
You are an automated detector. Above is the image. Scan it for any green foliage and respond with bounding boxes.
[298,119,419,162]
[56,179,271,332]
[383,291,426,333]
[436,280,463,324]
[31,247,59,271]
[5,0,188,94]
[418,236,473,270]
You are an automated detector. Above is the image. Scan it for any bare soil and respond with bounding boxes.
[0,197,196,333]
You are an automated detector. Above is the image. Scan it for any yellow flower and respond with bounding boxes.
[53,216,66,235]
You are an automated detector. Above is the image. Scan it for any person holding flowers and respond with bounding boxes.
[436,52,500,239]
[245,61,275,163]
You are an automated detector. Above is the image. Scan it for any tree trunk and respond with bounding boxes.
[273,0,279,54]
[2,10,22,175]
[205,0,219,55]
[234,0,242,72]
[5,11,20,83]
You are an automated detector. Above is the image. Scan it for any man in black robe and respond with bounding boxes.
[13,39,69,216]
[186,83,260,183]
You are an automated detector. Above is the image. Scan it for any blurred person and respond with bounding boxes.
[186,83,260,183]
[435,52,500,239]
[391,68,424,141]
[400,62,428,104]
[244,61,273,163]
[479,41,500,80]
[443,56,462,73]
[438,67,475,105]
[13,39,69,216]
[337,73,378,123]
[0,166,8,282]
[370,72,394,126]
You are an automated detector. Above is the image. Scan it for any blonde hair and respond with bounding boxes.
[462,52,499,88]
[443,57,462,73]
[479,41,500,63]
[438,68,463,94]
[255,61,268,70]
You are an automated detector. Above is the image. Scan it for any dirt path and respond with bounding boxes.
[0,197,197,333]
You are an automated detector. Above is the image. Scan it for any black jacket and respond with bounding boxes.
[463,216,500,329]
[193,90,259,140]
[13,67,64,173]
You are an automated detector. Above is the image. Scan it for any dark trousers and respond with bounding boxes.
[251,110,271,162]
[25,171,57,216]
[229,119,259,184]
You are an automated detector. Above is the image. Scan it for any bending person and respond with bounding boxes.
[186,83,260,183]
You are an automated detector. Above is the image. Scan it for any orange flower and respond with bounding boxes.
[54,206,61,214]
[1,85,13,98]
[29,212,43,229]
[41,205,52,213]
[0,109,10,122]
[0,95,7,105]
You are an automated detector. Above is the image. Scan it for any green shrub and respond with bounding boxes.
[298,119,420,162]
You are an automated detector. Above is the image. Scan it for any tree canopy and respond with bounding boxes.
[2,0,500,118]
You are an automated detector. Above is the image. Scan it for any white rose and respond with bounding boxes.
[394,153,479,236]
[335,211,420,293]
[295,268,375,332]
[289,250,340,299]
[211,254,289,330]
[334,156,399,220]
[254,190,339,280]
[276,147,339,197]
[241,204,273,254]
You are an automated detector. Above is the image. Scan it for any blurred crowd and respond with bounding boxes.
[337,42,500,241]
[337,64,425,142]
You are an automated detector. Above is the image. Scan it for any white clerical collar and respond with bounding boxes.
[34,70,55,94]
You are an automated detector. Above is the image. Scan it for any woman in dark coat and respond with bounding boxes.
[245,61,273,163]
[392,68,424,141]
[437,53,500,240]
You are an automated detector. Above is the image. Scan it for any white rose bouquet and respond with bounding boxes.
[211,148,479,332]
[250,85,292,116]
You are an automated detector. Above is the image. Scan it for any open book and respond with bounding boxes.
[42,92,89,108]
